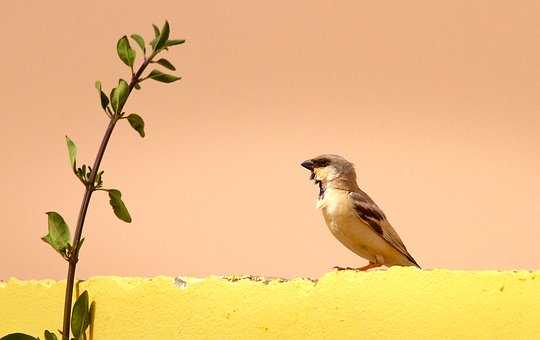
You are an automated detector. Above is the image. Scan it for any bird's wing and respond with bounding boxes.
[348,191,420,267]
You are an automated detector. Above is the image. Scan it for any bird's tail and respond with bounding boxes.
[406,254,421,269]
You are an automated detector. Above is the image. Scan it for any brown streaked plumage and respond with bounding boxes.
[301,154,420,270]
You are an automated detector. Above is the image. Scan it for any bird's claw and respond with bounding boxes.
[333,266,357,271]
[333,263,383,271]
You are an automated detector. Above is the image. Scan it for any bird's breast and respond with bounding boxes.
[318,188,353,233]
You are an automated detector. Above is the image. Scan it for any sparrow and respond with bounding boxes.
[301,154,420,270]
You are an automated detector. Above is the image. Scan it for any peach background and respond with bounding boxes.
[1,1,540,280]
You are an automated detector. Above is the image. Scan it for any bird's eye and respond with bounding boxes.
[313,158,330,167]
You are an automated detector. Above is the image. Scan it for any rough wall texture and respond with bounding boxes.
[1,267,539,339]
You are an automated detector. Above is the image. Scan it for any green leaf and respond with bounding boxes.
[109,87,116,109]
[127,114,145,137]
[152,24,160,37]
[165,39,185,47]
[41,212,71,255]
[89,301,96,325]
[44,330,57,340]
[75,237,85,256]
[94,81,110,112]
[65,136,77,170]
[154,21,170,51]
[117,36,136,67]
[147,69,181,83]
[107,189,132,223]
[130,34,145,53]
[71,291,90,338]
[155,58,176,71]
[0,334,38,340]
[95,170,104,187]
[149,24,160,49]
[111,79,129,113]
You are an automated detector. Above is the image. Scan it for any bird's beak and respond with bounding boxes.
[301,160,315,171]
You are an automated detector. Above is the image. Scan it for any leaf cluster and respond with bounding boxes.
[95,20,184,134]
[42,136,133,257]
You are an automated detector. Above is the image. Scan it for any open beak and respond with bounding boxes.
[301,160,316,181]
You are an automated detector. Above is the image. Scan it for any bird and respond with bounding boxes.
[301,154,420,271]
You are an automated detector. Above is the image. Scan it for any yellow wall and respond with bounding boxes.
[1,267,539,339]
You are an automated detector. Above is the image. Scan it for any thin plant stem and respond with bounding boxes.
[61,52,155,340]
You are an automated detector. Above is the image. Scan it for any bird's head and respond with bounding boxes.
[301,154,358,193]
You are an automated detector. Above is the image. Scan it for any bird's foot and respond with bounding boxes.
[333,266,357,271]
[333,263,383,272]
[358,262,383,271]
